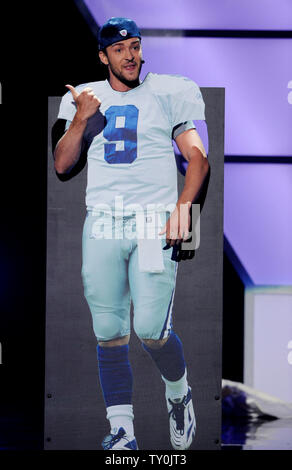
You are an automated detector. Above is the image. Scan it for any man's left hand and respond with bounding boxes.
[159,202,194,262]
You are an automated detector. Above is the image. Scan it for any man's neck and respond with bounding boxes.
[108,73,140,92]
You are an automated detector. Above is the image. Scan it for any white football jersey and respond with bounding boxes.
[57,73,205,214]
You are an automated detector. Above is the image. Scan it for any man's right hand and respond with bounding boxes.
[66,84,101,121]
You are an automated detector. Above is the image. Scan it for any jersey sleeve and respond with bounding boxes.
[57,91,77,121]
[148,73,205,131]
[172,121,195,140]
[168,75,205,128]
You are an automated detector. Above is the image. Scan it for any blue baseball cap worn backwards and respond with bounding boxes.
[98,17,141,50]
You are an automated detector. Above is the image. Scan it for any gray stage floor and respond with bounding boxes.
[222,417,292,450]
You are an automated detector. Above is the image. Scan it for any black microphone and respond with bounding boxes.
[141,59,145,64]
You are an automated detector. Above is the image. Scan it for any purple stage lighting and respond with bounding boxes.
[139,36,292,157]
[83,0,292,31]
[224,163,292,285]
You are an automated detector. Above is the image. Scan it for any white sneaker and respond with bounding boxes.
[167,387,196,450]
[101,426,138,450]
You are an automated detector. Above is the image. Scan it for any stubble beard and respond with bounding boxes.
[108,60,143,89]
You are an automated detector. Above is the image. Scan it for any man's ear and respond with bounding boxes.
[99,50,109,66]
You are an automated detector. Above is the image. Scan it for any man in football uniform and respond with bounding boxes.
[53,17,209,450]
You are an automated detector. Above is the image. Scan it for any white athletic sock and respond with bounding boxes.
[106,404,135,437]
[162,369,189,402]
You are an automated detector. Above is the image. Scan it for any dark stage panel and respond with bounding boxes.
[44,88,224,450]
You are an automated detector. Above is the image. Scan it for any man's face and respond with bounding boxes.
[99,37,143,87]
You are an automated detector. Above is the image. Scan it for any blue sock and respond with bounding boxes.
[142,331,186,381]
[97,344,133,407]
